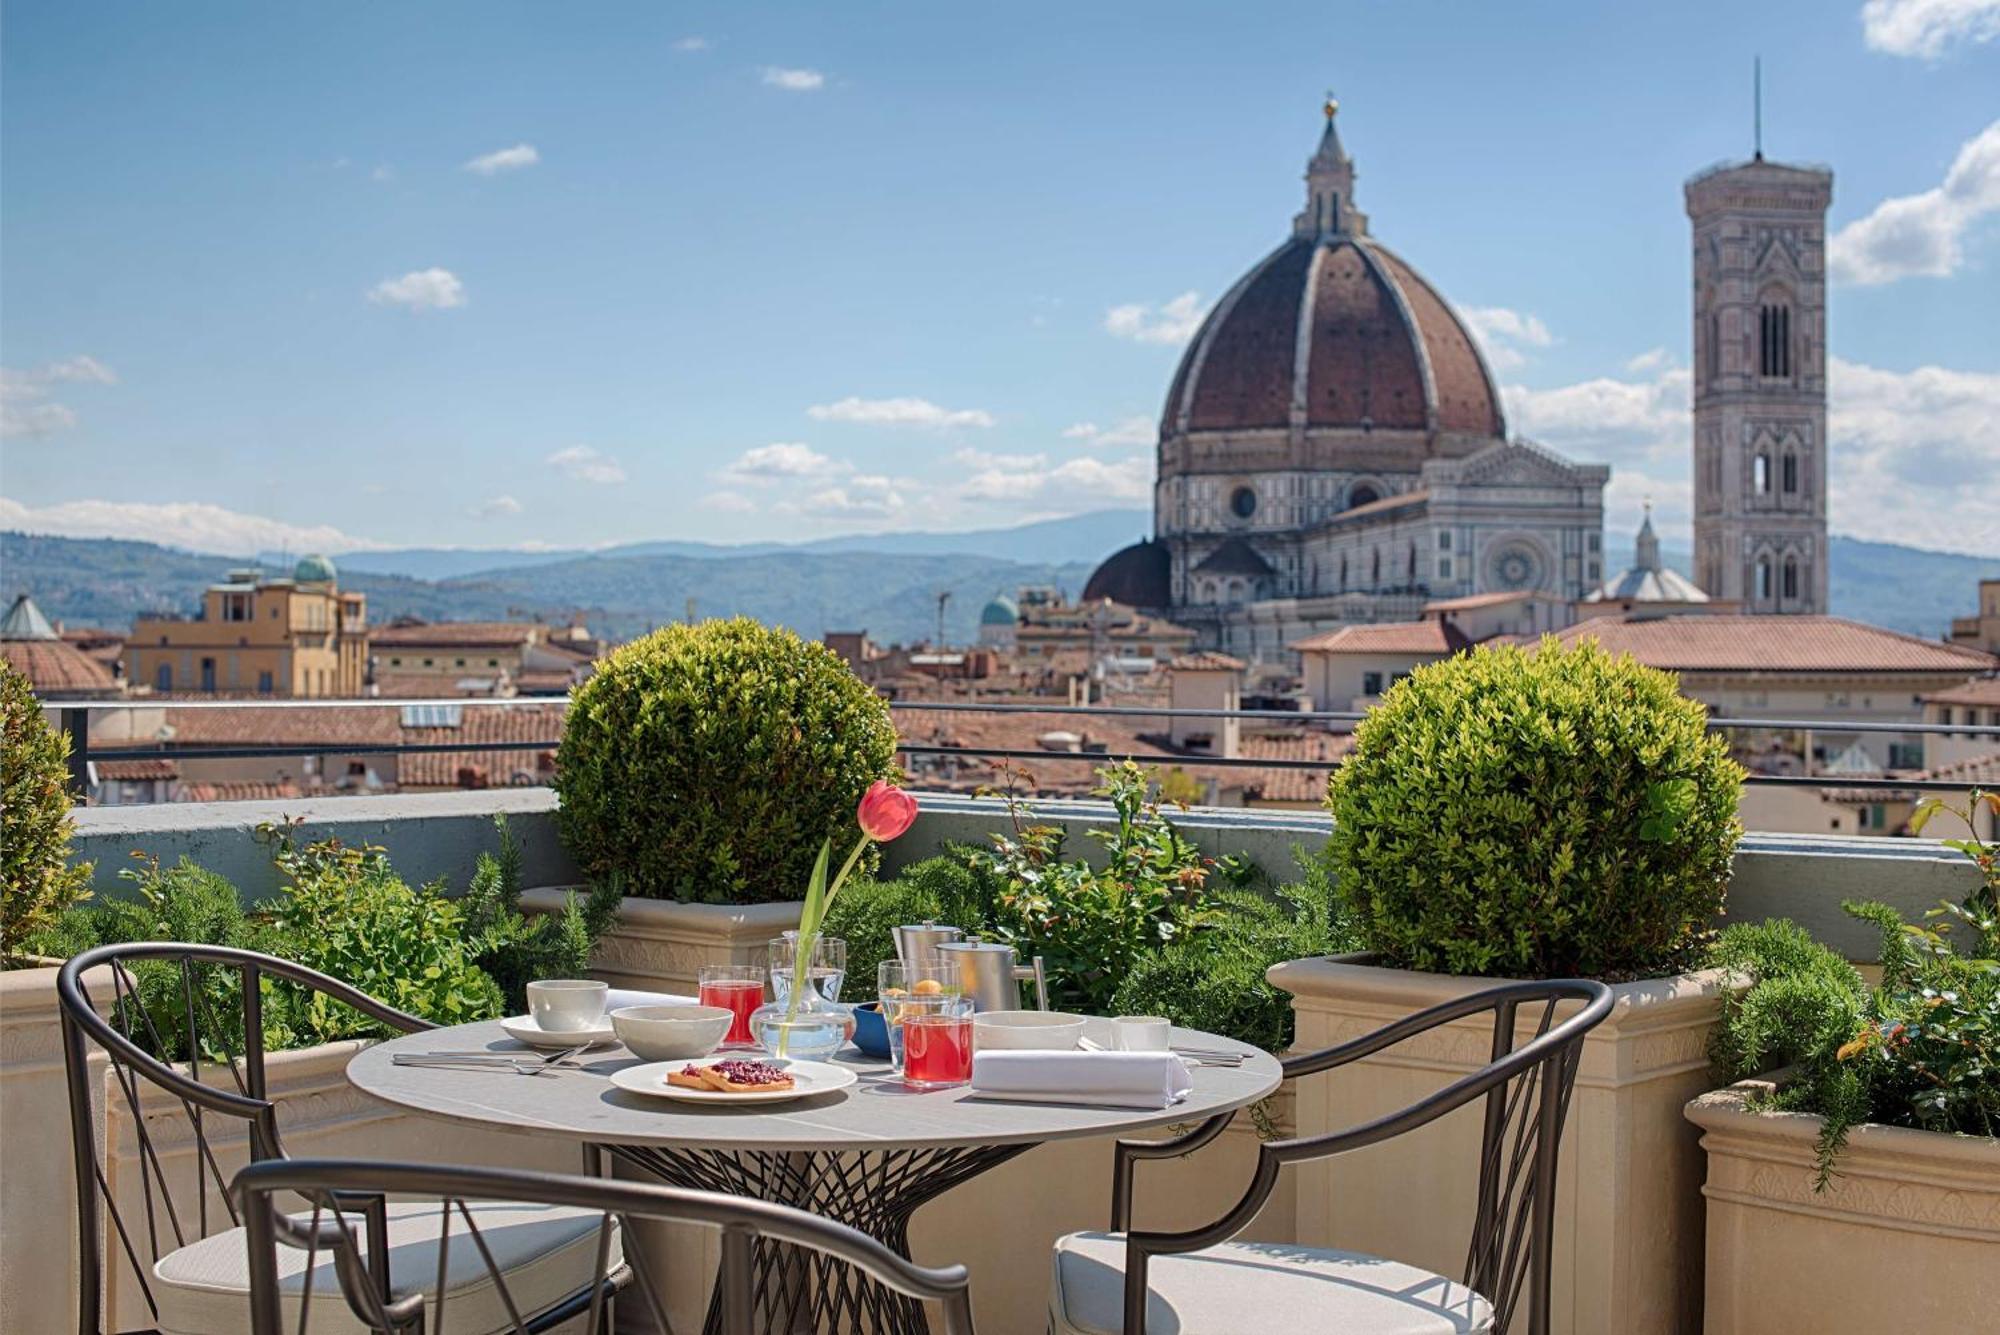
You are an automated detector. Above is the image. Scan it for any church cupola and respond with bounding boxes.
[1294,95,1368,239]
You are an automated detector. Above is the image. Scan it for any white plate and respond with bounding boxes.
[610,1057,858,1106]
[499,1014,617,1049]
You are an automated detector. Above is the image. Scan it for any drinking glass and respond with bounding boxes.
[878,958,959,1075]
[698,964,764,1049]
[769,935,847,1006]
[901,997,976,1090]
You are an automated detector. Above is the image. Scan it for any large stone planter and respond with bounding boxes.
[1,963,111,1333]
[1270,956,1734,1335]
[1686,1081,2000,1334]
[521,889,803,995]
[99,1035,578,1333]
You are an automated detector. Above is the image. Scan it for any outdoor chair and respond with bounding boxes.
[57,942,622,1335]
[1048,978,1616,1335]
[232,1156,980,1334]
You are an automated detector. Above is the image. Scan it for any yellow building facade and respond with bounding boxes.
[124,555,367,697]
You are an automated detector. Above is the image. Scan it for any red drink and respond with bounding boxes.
[902,1014,974,1089]
[699,979,764,1048]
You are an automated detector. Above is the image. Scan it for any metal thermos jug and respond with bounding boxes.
[891,921,964,967]
[936,941,1050,1013]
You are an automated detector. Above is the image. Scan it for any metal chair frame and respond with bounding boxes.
[1105,977,1616,1335]
[54,942,614,1335]
[235,1157,980,1335]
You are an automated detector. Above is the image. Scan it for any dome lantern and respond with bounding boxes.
[1295,94,1366,240]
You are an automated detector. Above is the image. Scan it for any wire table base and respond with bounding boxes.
[609,1141,1030,1334]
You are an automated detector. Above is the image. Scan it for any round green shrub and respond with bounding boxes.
[1325,638,1742,980]
[554,618,899,904]
[2,663,93,959]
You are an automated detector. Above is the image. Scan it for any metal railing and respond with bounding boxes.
[38,694,2000,800]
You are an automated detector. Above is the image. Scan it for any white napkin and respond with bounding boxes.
[604,989,698,1012]
[968,1050,1195,1110]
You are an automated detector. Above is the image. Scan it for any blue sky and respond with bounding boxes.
[3,1,1997,557]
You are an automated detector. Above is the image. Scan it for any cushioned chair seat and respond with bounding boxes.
[1050,1231,1494,1335]
[154,1198,619,1335]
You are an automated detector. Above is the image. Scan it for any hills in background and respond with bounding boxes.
[4,511,1994,647]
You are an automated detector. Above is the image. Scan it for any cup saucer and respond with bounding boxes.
[499,1013,616,1049]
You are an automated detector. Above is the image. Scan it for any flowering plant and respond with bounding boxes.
[778,781,918,1051]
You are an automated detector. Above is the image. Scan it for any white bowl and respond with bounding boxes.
[611,1005,733,1061]
[973,1010,1089,1051]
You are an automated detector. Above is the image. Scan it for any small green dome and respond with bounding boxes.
[294,553,337,583]
[980,594,1019,626]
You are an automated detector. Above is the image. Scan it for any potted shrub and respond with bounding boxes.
[1269,638,1744,1335]
[546,617,900,992]
[1686,793,1999,1334]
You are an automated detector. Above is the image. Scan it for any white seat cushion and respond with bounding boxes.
[154,1198,619,1335]
[1050,1231,1494,1335]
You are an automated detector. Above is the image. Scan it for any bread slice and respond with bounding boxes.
[695,1060,796,1094]
[666,1066,714,1091]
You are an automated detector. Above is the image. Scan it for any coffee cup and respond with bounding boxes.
[526,979,609,1032]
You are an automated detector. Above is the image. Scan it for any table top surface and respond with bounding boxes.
[346,1016,1282,1152]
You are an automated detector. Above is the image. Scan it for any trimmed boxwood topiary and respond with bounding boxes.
[554,618,899,904]
[2,662,93,960]
[1326,637,1742,980]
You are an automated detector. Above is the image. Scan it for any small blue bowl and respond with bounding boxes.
[851,1001,891,1058]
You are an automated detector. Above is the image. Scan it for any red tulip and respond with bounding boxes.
[856,780,918,842]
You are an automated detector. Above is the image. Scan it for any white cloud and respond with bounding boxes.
[797,478,906,519]
[1827,356,2000,549]
[672,36,711,53]
[1,356,118,439]
[1624,347,1671,374]
[463,143,540,176]
[366,268,466,311]
[1460,305,1556,371]
[700,490,755,513]
[545,445,627,485]
[761,67,825,92]
[468,495,523,519]
[1829,120,2000,285]
[1861,0,2000,56]
[0,497,381,556]
[806,396,995,429]
[718,442,843,483]
[1063,416,1155,448]
[953,447,1152,506]
[1104,292,1206,345]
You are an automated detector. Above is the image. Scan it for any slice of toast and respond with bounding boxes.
[696,1061,796,1094]
[667,1066,715,1091]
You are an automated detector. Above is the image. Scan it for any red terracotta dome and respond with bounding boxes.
[1163,234,1505,440]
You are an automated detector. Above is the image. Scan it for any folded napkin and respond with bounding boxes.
[604,989,698,1012]
[968,1050,1194,1111]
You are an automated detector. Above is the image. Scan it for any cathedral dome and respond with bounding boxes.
[1082,538,1171,610]
[1159,103,1504,450]
[294,553,337,584]
[979,594,1019,626]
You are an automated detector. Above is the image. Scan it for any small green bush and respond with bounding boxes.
[2,663,93,959]
[459,816,623,1013]
[819,856,989,991]
[1327,638,1742,979]
[1110,847,1355,1054]
[555,618,899,904]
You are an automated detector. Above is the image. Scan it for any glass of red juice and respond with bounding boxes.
[901,1000,975,1090]
[698,965,765,1049]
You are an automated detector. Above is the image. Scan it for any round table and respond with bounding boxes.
[348,1016,1281,1334]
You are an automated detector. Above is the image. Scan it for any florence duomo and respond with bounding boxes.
[1085,93,1836,658]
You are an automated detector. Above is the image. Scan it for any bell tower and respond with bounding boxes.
[1685,144,1833,613]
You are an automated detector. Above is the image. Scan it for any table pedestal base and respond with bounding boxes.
[610,1142,1030,1334]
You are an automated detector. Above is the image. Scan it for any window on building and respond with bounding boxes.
[1439,557,1452,579]
[1782,558,1799,600]
[1438,532,1451,551]
[199,657,216,692]
[1587,533,1600,553]
[1230,486,1257,519]
[155,664,172,692]
[1782,453,1799,494]
[1758,304,1792,377]
[1707,312,1720,379]
[1362,671,1383,695]
[1754,453,1771,494]
[1755,557,1772,600]
[1348,484,1379,510]
[257,670,273,694]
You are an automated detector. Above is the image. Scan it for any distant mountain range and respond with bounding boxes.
[5,513,1994,646]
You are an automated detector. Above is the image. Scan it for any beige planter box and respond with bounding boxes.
[1270,956,1733,1335]
[1,963,113,1334]
[99,1034,578,1333]
[521,888,803,995]
[1687,1082,2000,1334]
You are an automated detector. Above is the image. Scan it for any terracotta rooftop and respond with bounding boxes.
[1553,616,1998,675]
[1422,590,1546,613]
[397,703,565,789]
[372,621,546,648]
[1233,729,1354,803]
[1923,677,2000,709]
[1,639,120,696]
[94,758,180,781]
[1168,651,1248,672]
[1292,619,1471,655]
[1915,751,2000,785]
[163,706,402,747]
